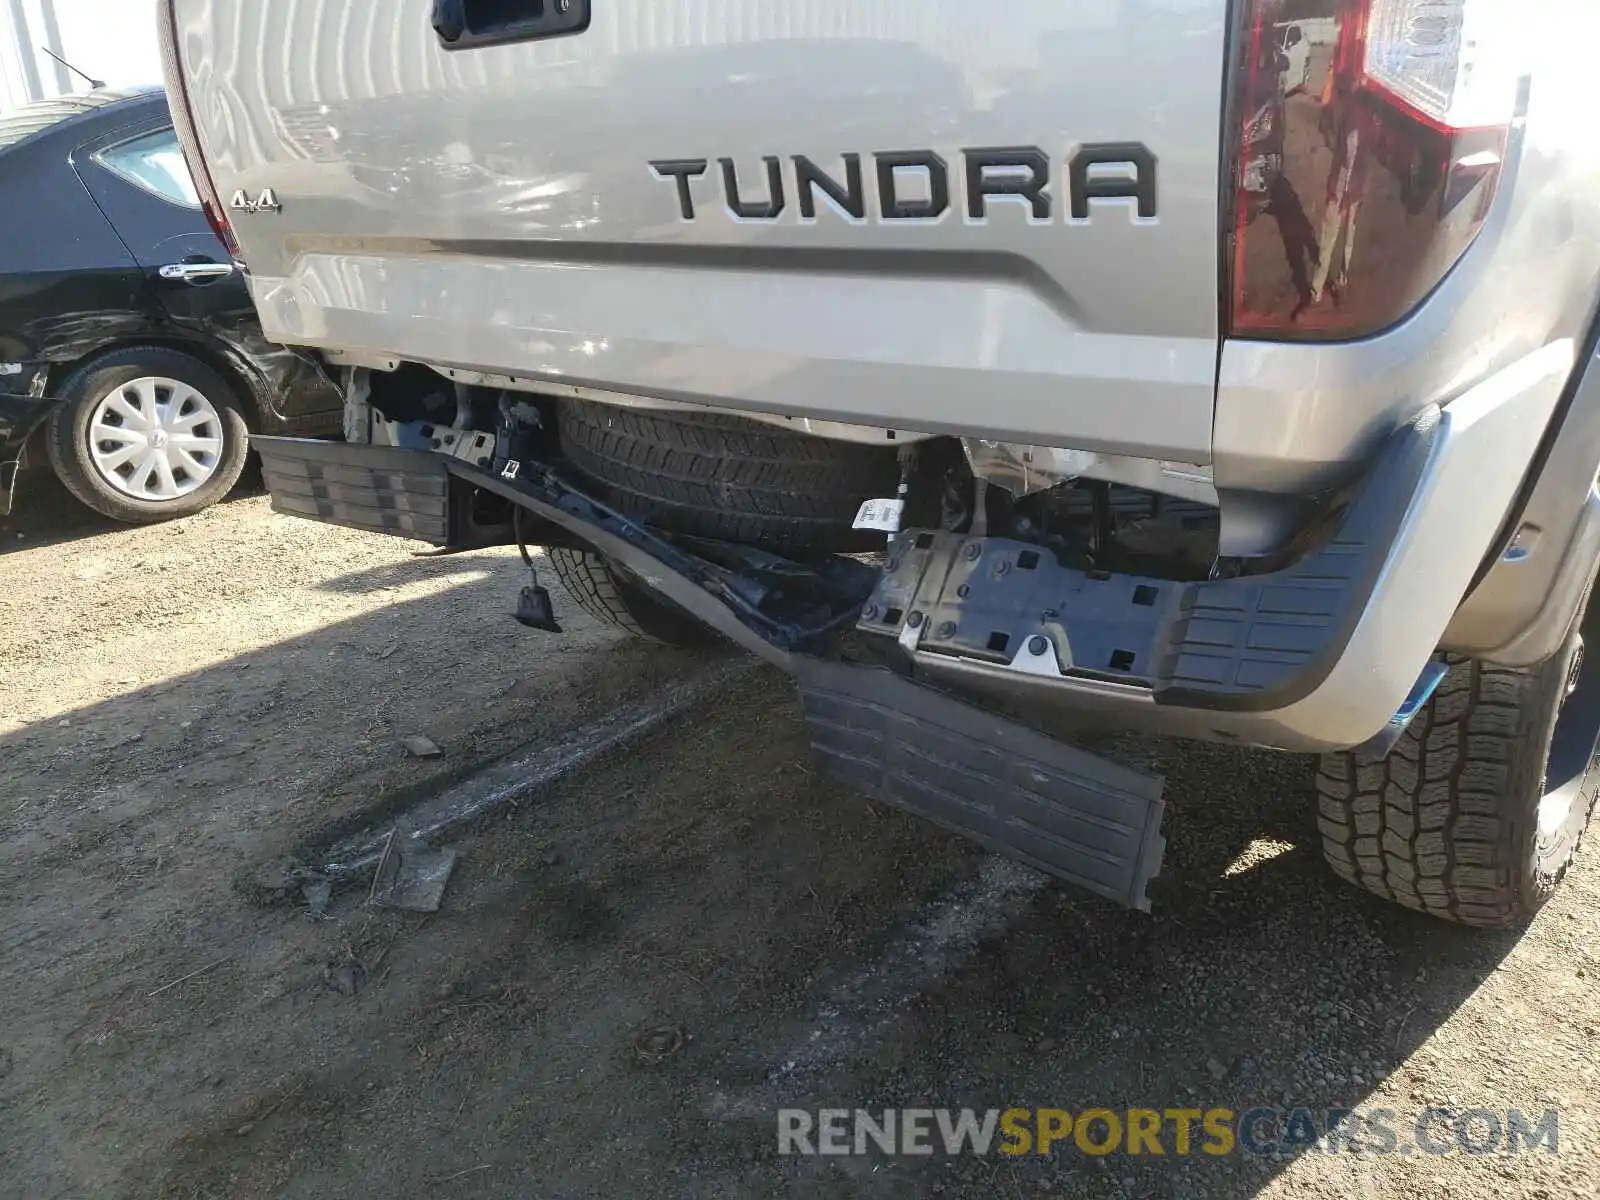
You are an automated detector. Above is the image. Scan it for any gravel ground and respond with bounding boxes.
[1,473,1597,1199]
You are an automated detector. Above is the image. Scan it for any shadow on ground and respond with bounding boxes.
[0,460,270,553]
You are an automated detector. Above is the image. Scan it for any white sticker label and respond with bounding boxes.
[501,460,521,480]
[852,498,904,532]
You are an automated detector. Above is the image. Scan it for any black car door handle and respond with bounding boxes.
[431,0,589,50]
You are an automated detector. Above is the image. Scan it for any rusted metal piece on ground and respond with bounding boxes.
[368,829,458,912]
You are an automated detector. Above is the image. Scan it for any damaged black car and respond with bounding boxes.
[0,87,340,522]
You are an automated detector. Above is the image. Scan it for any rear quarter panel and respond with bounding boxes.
[0,138,145,369]
[0,133,145,458]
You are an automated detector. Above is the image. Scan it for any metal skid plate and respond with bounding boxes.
[859,531,1182,685]
[796,658,1167,911]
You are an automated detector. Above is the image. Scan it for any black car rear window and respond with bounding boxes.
[0,89,150,153]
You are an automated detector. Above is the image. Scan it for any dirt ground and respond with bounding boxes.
[2,473,1598,1199]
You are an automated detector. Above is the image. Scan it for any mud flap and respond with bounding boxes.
[795,659,1167,911]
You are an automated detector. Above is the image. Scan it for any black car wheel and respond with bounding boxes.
[46,346,251,523]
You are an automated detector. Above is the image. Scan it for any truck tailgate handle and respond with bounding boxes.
[431,0,590,49]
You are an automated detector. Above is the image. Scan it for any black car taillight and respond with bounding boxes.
[1226,0,1522,340]
[158,0,244,266]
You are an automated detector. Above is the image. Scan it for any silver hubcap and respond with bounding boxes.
[87,376,224,502]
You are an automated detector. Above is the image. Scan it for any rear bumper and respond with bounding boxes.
[0,384,55,518]
[254,342,1572,753]
[880,344,1573,751]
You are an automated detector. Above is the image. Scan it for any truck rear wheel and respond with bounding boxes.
[557,399,900,556]
[1316,624,1600,928]
[548,548,716,647]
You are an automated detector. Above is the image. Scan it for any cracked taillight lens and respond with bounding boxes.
[1226,0,1521,340]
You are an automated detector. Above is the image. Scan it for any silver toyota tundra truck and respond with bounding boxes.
[160,0,1600,925]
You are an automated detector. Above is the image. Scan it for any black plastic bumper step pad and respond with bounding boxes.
[255,437,450,542]
[796,659,1167,911]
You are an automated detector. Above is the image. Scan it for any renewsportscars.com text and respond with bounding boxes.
[777,1107,1560,1158]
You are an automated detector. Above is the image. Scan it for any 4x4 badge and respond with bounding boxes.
[229,188,281,214]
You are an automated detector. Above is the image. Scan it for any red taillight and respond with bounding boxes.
[157,0,244,266]
[1225,0,1520,340]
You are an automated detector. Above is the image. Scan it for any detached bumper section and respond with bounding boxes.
[258,437,451,541]
[253,432,1173,909]
[797,657,1167,910]
[874,346,1572,751]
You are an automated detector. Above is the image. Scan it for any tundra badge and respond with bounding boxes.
[650,145,1157,224]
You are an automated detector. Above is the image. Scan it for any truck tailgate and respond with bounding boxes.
[173,0,1228,461]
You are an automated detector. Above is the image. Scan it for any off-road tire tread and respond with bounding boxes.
[1316,652,1597,928]
[547,547,713,646]
[557,399,899,553]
